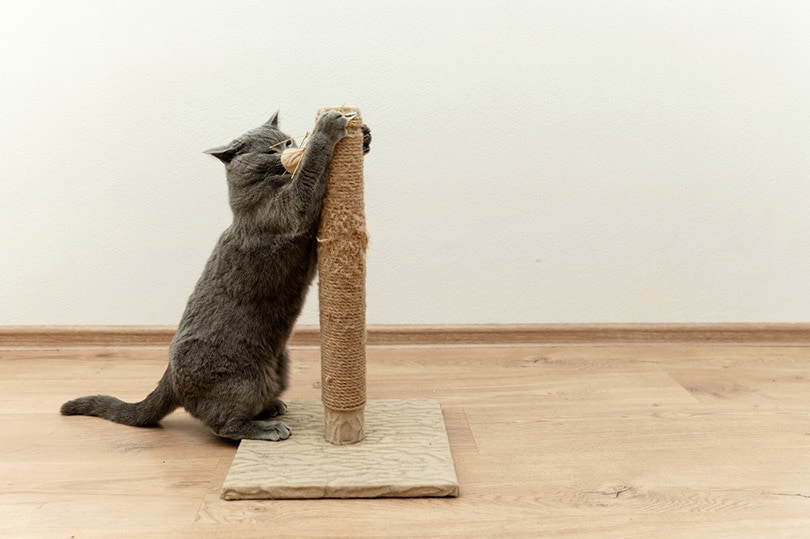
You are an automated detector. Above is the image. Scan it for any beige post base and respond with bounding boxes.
[221,399,459,500]
[323,406,365,445]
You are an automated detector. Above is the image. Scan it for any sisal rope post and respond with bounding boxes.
[316,106,367,445]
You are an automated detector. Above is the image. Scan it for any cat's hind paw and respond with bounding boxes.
[259,420,291,441]
[213,418,292,441]
[255,399,287,419]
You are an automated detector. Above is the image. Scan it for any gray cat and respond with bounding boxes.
[61,110,371,441]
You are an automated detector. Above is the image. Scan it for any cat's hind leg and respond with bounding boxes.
[180,388,291,441]
[188,398,291,441]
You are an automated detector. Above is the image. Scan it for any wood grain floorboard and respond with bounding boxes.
[0,343,809,537]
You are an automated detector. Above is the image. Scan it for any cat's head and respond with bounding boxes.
[204,111,296,175]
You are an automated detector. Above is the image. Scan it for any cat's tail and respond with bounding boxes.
[60,369,178,427]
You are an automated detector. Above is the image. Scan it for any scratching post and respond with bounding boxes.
[316,106,367,445]
[221,106,459,500]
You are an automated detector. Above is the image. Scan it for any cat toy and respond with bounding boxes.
[279,134,307,175]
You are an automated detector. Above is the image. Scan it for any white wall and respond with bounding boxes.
[1,1,809,325]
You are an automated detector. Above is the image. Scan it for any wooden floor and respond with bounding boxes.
[1,341,809,538]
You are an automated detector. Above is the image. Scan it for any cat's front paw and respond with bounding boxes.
[362,124,371,154]
[315,109,350,141]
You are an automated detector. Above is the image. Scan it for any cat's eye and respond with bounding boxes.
[285,140,293,147]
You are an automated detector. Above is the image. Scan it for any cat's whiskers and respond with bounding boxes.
[267,132,309,151]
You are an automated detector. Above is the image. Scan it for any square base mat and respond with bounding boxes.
[221,399,460,500]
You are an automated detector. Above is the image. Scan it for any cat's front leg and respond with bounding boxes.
[294,111,364,184]
[291,110,350,179]
[281,111,352,226]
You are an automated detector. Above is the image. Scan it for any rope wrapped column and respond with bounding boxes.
[316,106,367,445]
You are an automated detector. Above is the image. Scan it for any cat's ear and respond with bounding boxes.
[204,140,242,164]
[265,110,280,128]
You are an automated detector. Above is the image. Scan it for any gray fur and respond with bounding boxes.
[61,110,371,441]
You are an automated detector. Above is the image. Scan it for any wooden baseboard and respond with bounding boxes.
[0,323,808,348]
